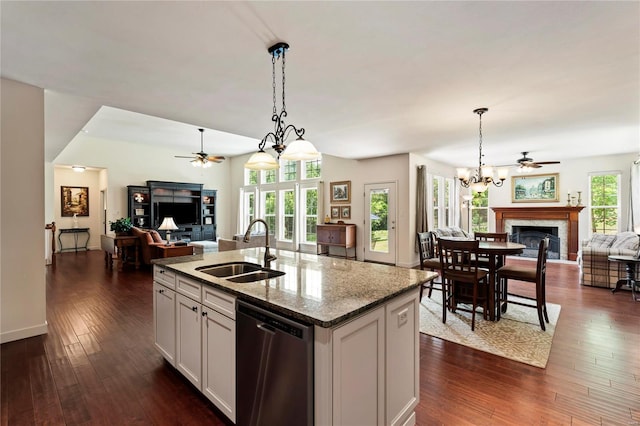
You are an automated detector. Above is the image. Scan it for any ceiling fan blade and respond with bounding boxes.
[532,161,560,165]
[207,156,225,162]
[175,155,196,159]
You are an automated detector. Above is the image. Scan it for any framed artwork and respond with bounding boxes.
[340,205,351,219]
[61,186,89,216]
[512,173,559,203]
[331,206,340,219]
[330,180,351,203]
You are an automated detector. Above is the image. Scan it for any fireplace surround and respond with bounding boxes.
[492,206,585,261]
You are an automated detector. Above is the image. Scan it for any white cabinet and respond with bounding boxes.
[153,270,236,422]
[315,288,419,426]
[385,291,419,426]
[176,293,202,390]
[202,308,236,423]
[332,306,385,425]
[153,281,176,365]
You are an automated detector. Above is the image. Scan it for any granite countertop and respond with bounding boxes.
[154,248,437,328]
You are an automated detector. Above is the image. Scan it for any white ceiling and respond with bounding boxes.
[2,1,638,168]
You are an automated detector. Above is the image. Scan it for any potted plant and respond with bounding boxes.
[110,217,133,236]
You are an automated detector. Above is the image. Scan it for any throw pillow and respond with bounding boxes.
[610,231,640,250]
[588,234,616,248]
[150,230,163,243]
[435,228,452,237]
[449,226,468,238]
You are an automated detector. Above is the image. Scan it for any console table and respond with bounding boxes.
[317,223,357,259]
[58,228,90,252]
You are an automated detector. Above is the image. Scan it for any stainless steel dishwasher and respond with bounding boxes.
[236,300,314,426]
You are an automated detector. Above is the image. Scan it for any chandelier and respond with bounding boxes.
[457,108,508,193]
[245,42,321,171]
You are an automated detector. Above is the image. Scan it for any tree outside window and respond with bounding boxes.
[280,189,295,241]
[590,173,620,234]
[261,191,276,235]
[245,169,258,185]
[281,160,297,182]
[263,169,276,184]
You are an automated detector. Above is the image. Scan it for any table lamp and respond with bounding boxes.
[158,217,179,245]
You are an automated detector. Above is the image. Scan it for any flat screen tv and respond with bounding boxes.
[156,202,199,225]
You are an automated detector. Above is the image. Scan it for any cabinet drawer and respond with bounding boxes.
[154,266,176,289]
[176,275,202,302]
[202,286,236,319]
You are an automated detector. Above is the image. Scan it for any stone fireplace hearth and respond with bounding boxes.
[492,206,585,261]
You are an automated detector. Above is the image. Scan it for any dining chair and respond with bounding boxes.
[496,237,550,330]
[417,232,442,300]
[438,238,489,331]
[474,232,509,269]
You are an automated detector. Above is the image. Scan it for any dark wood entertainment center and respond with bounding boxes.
[127,181,217,242]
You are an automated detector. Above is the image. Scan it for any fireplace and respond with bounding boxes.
[510,225,560,259]
[492,206,585,261]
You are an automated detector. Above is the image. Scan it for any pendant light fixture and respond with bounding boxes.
[457,108,508,193]
[245,42,321,170]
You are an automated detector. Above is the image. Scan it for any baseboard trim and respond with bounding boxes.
[1,321,48,344]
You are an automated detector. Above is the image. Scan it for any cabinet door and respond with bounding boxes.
[332,306,385,425]
[202,309,236,423]
[176,294,202,390]
[385,290,419,426]
[153,282,176,365]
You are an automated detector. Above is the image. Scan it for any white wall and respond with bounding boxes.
[53,135,232,241]
[1,78,47,343]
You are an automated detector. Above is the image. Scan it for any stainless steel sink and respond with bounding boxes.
[227,269,286,283]
[196,262,262,277]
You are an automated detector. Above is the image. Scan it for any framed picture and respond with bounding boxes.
[330,180,351,203]
[340,205,351,219]
[61,186,89,216]
[331,206,340,219]
[512,173,559,203]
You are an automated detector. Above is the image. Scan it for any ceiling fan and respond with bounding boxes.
[175,128,225,168]
[512,152,560,171]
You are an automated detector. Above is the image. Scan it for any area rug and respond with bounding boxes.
[419,295,561,368]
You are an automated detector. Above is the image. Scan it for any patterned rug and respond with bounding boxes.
[419,294,561,368]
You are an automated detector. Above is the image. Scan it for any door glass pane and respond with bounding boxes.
[370,189,389,253]
[262,191,276,234]
[303,188,318,243]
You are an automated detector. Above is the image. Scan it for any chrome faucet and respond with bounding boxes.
[243,218,277,267]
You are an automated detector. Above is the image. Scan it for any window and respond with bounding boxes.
[429,174,456,228]
[242,190,255,231]
[262,169,276,184]
[241,160,320,250]
[279,189,295,241]
[303,159,321,179]
[281,160,297,182]
[471,190,489,233]
[589,172,620,234]
[301,187,318,243]
[260,191,276,235]
[245,169,258,185]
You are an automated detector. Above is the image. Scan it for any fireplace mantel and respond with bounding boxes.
[492,206,585,261]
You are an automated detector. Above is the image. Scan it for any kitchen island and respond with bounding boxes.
[152,248,437,426]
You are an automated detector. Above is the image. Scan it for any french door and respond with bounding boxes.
[364,182,397,265]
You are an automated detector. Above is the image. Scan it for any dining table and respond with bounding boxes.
[439,238,526,321]
[476,240,526,320]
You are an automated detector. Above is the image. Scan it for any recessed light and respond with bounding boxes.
[72,165,86,172]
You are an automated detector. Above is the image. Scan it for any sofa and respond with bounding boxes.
[131,227,165,265]
[578,231,640,288]
[217,233,272,252]
[431,226,471,239]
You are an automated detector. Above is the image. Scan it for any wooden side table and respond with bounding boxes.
[101,235,140,270]
[608,255,640,301]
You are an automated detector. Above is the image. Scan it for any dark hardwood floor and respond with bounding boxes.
[2,251,639,425]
